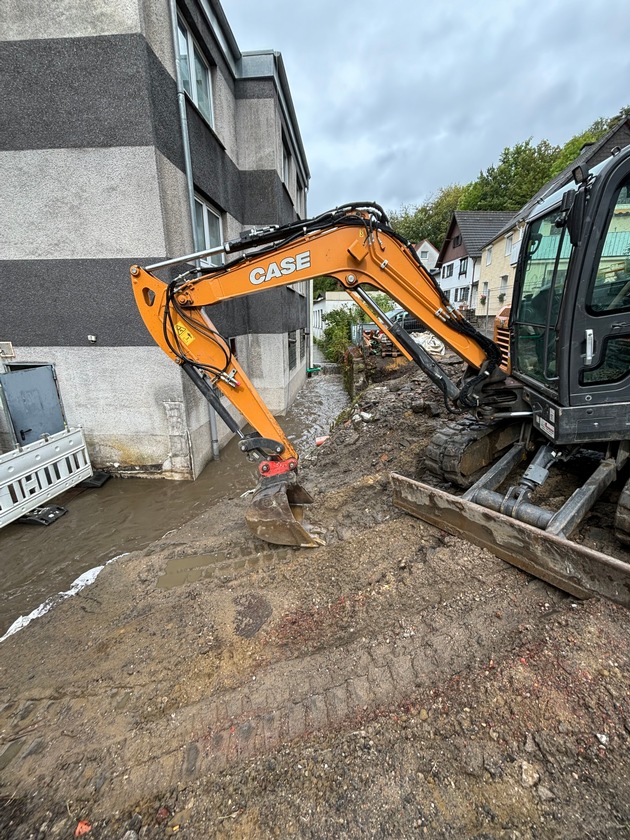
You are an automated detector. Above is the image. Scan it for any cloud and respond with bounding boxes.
[223,0,630,215]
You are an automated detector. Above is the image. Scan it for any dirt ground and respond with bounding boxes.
[1,353,629,839]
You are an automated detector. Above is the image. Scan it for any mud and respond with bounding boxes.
[0,373,349,636]
[1,355,629,839]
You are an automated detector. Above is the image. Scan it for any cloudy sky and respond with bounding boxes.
[223,1,630,217]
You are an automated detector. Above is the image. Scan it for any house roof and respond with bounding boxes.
[415,239,438,252]
[437,211,514,265]
[486,117,630,245]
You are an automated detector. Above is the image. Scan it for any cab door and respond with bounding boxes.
[570,168,630,407]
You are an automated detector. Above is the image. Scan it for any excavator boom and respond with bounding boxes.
[131,204,501,549]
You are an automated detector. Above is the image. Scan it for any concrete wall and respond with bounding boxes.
[0,0,310,477]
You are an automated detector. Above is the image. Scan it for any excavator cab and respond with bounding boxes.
[510,152,630,445]
[393,148,630,606]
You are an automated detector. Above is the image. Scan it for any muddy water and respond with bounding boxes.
[0,372,349,635]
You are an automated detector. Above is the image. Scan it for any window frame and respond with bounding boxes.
[177,16,214,127]
[193,195,224,267]
[282,138,291,186]
[504,233,513,256]
[486,245,493,266]
[288,329,297,370]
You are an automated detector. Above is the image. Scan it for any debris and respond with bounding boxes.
[414,334,445,356]
[74,821,92,837]
[537,786,555,802]
[521,761,540,788]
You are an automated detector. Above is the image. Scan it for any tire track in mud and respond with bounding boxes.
[0,513,568,815]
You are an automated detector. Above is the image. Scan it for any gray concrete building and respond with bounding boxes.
[0,0,310,478]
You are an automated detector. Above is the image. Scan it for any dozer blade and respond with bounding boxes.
[391,473,630,608]
[245,478,324,548]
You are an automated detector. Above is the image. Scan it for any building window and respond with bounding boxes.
[442,263,454,279]
[452,234,462,248]
[282,139,291,186]
[486,245,493,266]
[288,330,297,370]
[500,274,508,292]
[177,18,213,126]
[420,249,428,259]
[194,196,223,266]
[297,184,306,217]
[300,329,306,359]
[504,233,513,256]
[454,287,470,303]
[459,257,468,276]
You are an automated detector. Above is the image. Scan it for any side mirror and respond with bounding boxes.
[567,187,586,247]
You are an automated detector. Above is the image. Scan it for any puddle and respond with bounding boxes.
[0,373,350,634]
[157,552,226,590]
[156,548,291,589]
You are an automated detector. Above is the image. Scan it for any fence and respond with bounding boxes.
[0,427,93,528]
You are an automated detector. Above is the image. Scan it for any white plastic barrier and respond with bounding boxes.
[0,428,93,528]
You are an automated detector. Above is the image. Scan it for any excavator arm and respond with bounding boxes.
[131,204,502,547]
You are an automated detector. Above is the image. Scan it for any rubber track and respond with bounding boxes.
[424,417,495,489]
[615,477,630,546]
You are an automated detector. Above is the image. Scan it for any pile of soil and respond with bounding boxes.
[1,355,629,839]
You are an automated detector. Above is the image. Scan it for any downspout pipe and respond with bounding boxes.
[168,0,220,460]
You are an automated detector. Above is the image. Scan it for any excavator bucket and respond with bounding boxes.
[245,477,324,548]
[390,473,630,608]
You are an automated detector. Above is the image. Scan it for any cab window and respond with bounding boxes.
[587,176,630,315]
[514,209,571,385]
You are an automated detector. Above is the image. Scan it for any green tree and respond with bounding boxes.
[312,275,338,300]
[550,106,630,176]
[389,184,466,249]
[458,139,561,212]
[369,293,395,316]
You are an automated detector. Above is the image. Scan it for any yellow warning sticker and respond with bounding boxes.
[174,321,195,345]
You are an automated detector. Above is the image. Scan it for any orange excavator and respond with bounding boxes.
[131,145,630,607]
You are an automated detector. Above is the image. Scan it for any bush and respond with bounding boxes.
[318,308,358,362]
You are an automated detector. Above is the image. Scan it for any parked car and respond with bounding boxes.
[390,307,426,333]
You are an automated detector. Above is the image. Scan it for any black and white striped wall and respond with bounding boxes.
[0,0,310,476]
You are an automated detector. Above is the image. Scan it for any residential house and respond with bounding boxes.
[414,240,439,272]
[312,292,356,342]
[478,118,630,318]
[1,0,310,477]
[436,212,515,312]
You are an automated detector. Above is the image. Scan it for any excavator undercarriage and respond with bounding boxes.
[392,422,630,607]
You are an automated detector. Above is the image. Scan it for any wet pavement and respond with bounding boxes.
[0,372,349,635]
